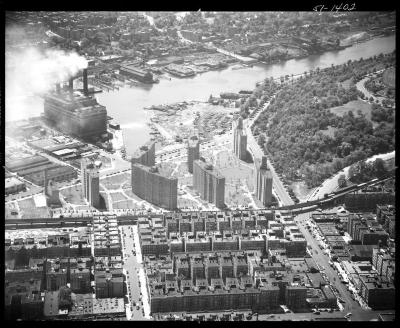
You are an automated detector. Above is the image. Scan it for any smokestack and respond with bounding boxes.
[56,83,61,93]
[69,77,74,91]
[83,68,88,96]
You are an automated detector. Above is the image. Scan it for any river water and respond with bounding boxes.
[96,35,395,154]
[6,35,395,153]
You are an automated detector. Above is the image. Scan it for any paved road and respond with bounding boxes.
[308,151,395,201]
[245,109,294,206]
[355,69,387,104]
[120,225,148,320]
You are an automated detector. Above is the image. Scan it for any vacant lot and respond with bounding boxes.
[60,185,87,205]
[18,198,37,210]
[329,100,373,121]
[177,197,199,209]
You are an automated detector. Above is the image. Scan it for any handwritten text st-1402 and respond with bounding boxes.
[313,3,356,13]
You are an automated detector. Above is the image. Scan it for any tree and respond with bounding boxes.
[58,286,73,311]
[373,158,387,179]
[338,174,347,188]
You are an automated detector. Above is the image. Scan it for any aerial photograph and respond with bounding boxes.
[4,10,395,321]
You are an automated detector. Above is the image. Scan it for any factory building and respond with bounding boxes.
[119,64,155,83]
[193,159,225,208]
[81,158,100,208]
[233,117,247,160]
[132,164,178,210]
[131,141,155,167]
[43,69,108,140]
[5,177,26,195]
[187,135,200,174]
[255,156,273,206]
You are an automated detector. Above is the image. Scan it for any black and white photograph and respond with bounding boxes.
[4,9,396,321]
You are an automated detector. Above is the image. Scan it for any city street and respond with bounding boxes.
[119,225,149,320]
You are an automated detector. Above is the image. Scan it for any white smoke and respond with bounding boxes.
[6,46,88,122]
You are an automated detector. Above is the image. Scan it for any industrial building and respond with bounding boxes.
[233,117,247,160]
[132,163,178,210]
[119,64,155,83]
[187,135,200,174]
[193,159,225,208]
[43,69,108,140]
[5,177,26,195]
[255,156,273,206]
[6,155,77,186]
[131,141,156,167]
[81,158,100,208]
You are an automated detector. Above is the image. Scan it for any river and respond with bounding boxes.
[96,34,395,154]
[6,35,395,154]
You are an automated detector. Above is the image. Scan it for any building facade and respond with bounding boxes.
[131,141,156,167]
[81,159,100,208]
[255,156,273,206]
[132,164,178,210]
[44,70,107,140]
[193,159,225,208]
[233,117,247,160]
[187,136,200,174]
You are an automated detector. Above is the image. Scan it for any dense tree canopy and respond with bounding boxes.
[250,51,395,187]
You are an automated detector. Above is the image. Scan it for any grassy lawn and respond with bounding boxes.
[382,67,395,88]
[340,77,354,89]
[100,172,130,190]
[177,198,199,209]
[320,125,338,138]
[113,200,138,209]
[329,100,373,122]
[110,192,128,202]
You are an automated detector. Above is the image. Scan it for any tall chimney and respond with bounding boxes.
[69,78,74,91]
[83,68,88,96]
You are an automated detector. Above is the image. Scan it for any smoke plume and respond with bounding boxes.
[6,46,88,122]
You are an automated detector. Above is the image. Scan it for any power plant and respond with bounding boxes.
[44,68,108,141]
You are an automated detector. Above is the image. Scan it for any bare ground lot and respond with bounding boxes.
[100,172,130,190]
[60,185,87,205]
